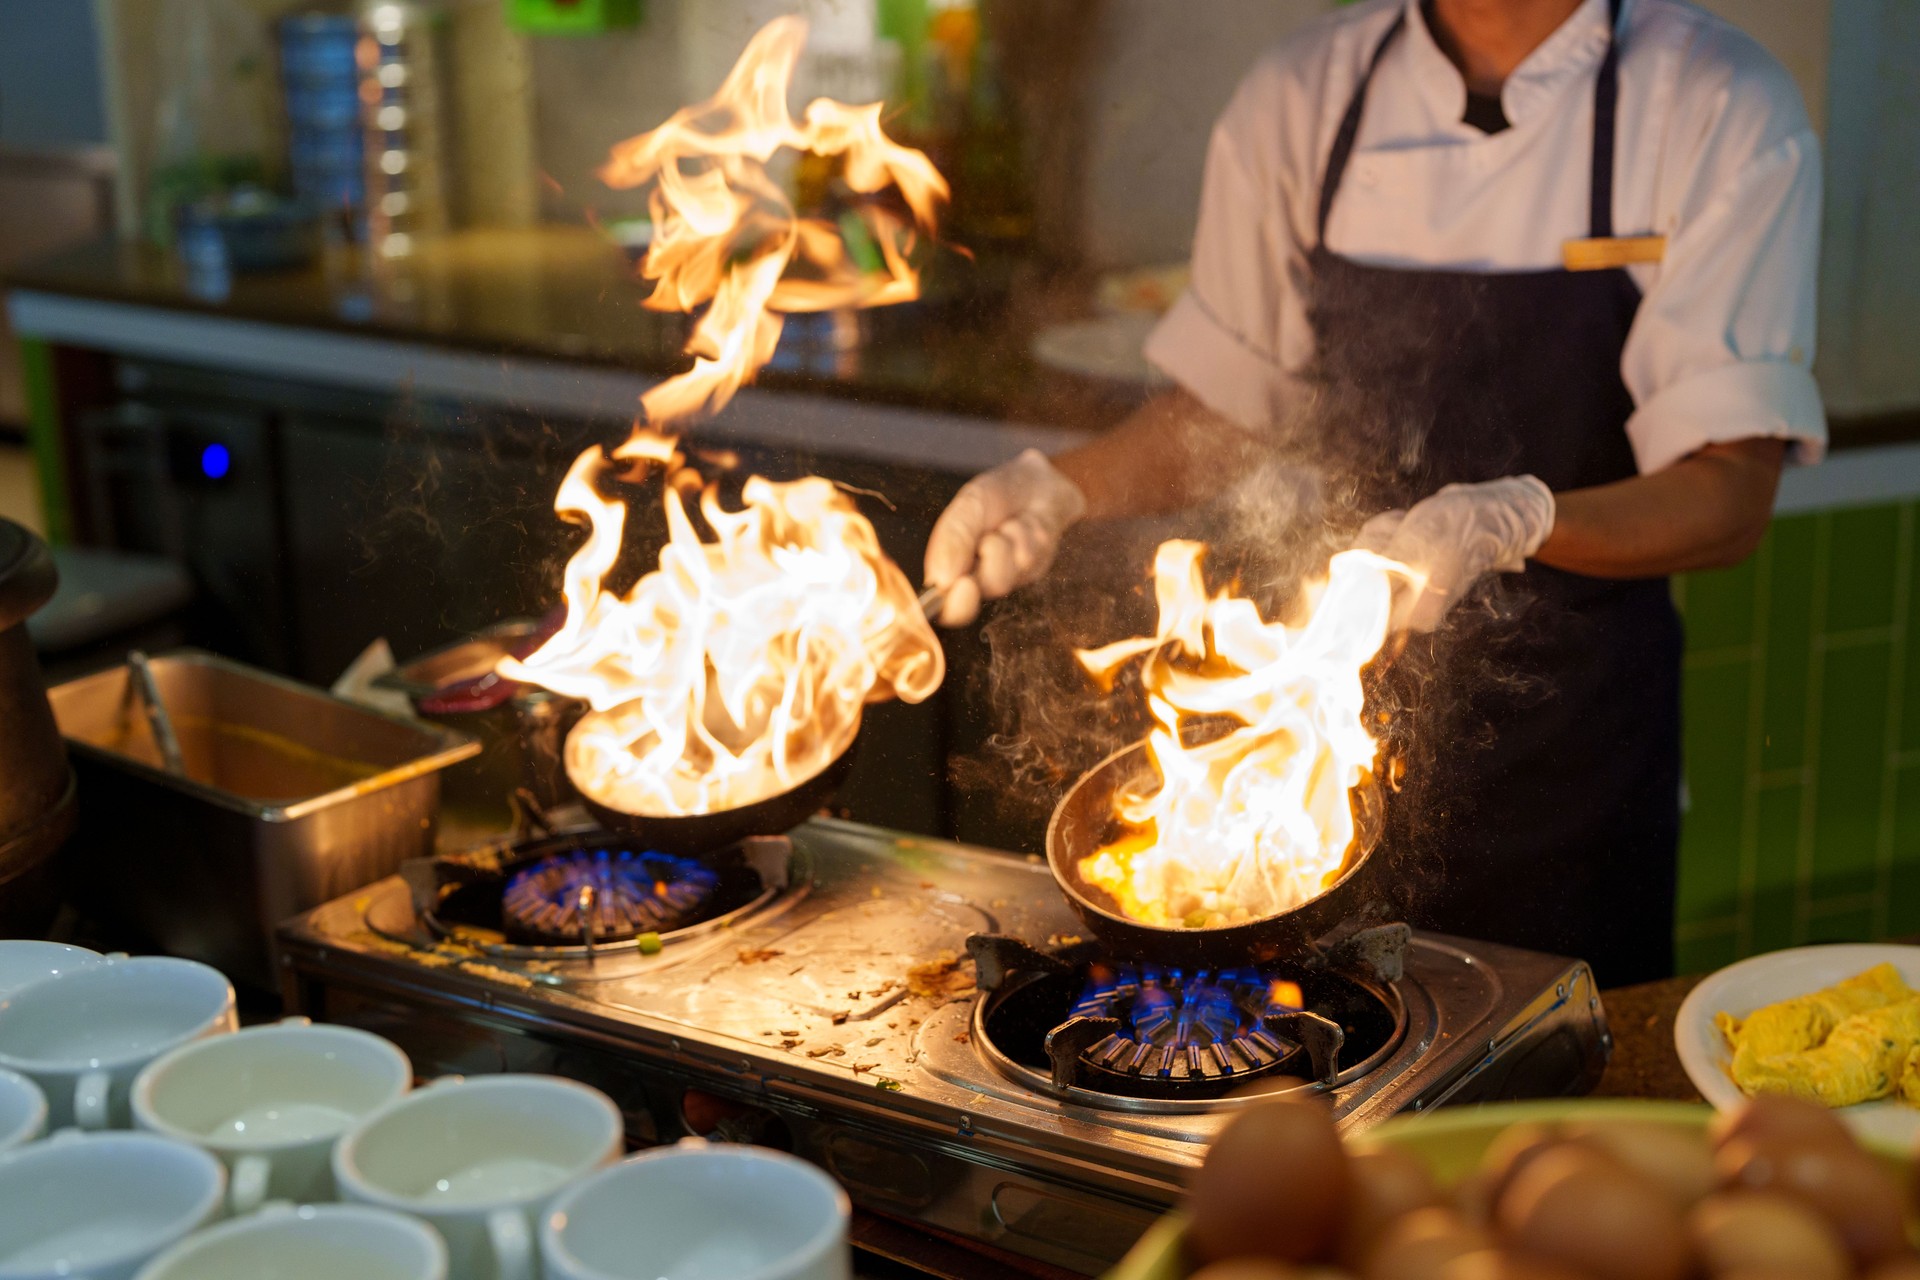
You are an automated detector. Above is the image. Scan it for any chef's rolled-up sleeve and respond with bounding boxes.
[1623,128,1826,475]
[1143,106,1295,434]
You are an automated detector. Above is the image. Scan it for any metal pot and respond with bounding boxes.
[578,740,859,858]
[1046,741,1387,966]
[0,520,75,935]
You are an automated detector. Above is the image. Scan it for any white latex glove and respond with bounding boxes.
[1353,475,1556,634]
[924,449,1088,627]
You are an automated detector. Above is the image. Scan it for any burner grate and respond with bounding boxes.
[1050,965,1322,1090]
[502,848,719,944]
[967,933,1396,1104]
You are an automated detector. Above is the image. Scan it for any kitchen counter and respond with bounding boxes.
[5,226,1130,476]
[1594,972,1707,1102]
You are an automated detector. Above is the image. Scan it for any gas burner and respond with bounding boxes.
[502,848,720,945]
[967,933,1407,1111]
[1057,964,1320,1095]
[419,828,788,958]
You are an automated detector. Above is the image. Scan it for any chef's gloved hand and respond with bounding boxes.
[924,449,1088,627]
[1353,475,1555,634]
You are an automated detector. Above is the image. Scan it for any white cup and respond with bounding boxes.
[132,1015,413,1213]
[540,1141,851,1280]
[133,1203,449,1280]
[334,1074,624,1280]
[0,1067,45,1153]
[0,941,102,999]
[0,1130,224,1280]
[0,955,236,1130]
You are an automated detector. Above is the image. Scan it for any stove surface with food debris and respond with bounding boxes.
[278,816,1610,1276]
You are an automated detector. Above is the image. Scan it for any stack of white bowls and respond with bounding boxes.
[0,941,852,1280]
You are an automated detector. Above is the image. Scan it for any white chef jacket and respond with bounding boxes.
[1143,0,1826,476]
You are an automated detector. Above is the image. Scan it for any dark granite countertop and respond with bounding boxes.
[1593,972,1706,1102]
[6,226,1148,433]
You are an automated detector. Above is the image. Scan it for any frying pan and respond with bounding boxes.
[1046,742,1387,966]
[578,740,858,858]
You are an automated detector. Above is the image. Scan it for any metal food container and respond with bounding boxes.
[49,650,478,987]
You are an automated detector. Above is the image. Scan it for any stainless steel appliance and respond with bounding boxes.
[278,816,1611,1276]
[50,650,477,986]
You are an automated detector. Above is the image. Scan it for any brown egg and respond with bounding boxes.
[1477,1122,1564,1200]
[1710,1095,1856,1153]
[1448,1169,1497,1228]
[1718,1137,1909,1266]
[1436,1250,1588,1280]
[1336,1145,1442,1270]
[1190,1262,1308,1280]
[1189,1098,1351,1265]
[1564,1119,1717,1207]
[1689,1190,1850,1280]
[1363,1207,1491,1280]
[1496,1145,1690,1280]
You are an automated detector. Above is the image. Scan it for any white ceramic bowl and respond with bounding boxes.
[133,1015,413,1212]
[0,941,101,1000]
[334,1074,623,1280]
[134,1203,449,1280]
[541,1141,850,1280]
[0,954,236,1129]
[0,1130,224,1280]
[0,1067,45,1153]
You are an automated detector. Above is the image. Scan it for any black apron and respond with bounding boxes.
[1305,0,1681,986]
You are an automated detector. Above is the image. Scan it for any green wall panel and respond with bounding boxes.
[1749,782,1803,953]
[1674,499,1918,970]
[1759,520,1818,772]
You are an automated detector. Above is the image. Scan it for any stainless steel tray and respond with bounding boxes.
[50,649,477,986]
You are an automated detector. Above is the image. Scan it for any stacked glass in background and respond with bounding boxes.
[358,1,454,260]
[278,14,366,242]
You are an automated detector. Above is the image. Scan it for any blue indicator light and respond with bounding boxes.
[199,442,231,480]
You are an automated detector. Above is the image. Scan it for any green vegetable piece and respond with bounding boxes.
[636,932,663,955]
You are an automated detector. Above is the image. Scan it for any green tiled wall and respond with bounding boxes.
[1673,500,1920,972]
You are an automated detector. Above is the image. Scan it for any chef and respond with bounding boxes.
[922,0,1825,985]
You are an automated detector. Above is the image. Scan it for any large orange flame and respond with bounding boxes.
[600,14,946,431]
[501,18,947,817]
[1074,543,1401,928]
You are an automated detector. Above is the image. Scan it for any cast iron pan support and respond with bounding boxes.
[1265,1009,1344,1085]
[966,934,1071,992]
[1044,1016,1122,1091]
[1311,921,1412,986]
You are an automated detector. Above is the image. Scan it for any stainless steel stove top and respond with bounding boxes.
[277,817,1611,1275]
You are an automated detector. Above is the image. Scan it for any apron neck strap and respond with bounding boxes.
[1590,0,1625,238]
[1316,9,1407,245]
[1316,0,1629,249]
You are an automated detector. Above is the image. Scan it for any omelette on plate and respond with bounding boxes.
[1716,962,1920,1108]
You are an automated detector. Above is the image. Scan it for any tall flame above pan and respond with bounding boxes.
[1074,543,1403,929]
[501,17,945,819]
[599,15,946,431]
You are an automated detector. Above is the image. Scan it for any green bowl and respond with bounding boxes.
[1102,1100,1717,1280]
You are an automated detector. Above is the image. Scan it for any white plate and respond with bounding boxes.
[1030,313,1169,386]
[1674,942,1920,1150]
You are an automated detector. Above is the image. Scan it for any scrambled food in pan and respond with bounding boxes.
[1715,962,1920,1107]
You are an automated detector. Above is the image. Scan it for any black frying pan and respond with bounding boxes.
[1046,742,1386,966]
[578,740,858,858]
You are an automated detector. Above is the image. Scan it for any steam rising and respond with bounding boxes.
[963,362,1544,920]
